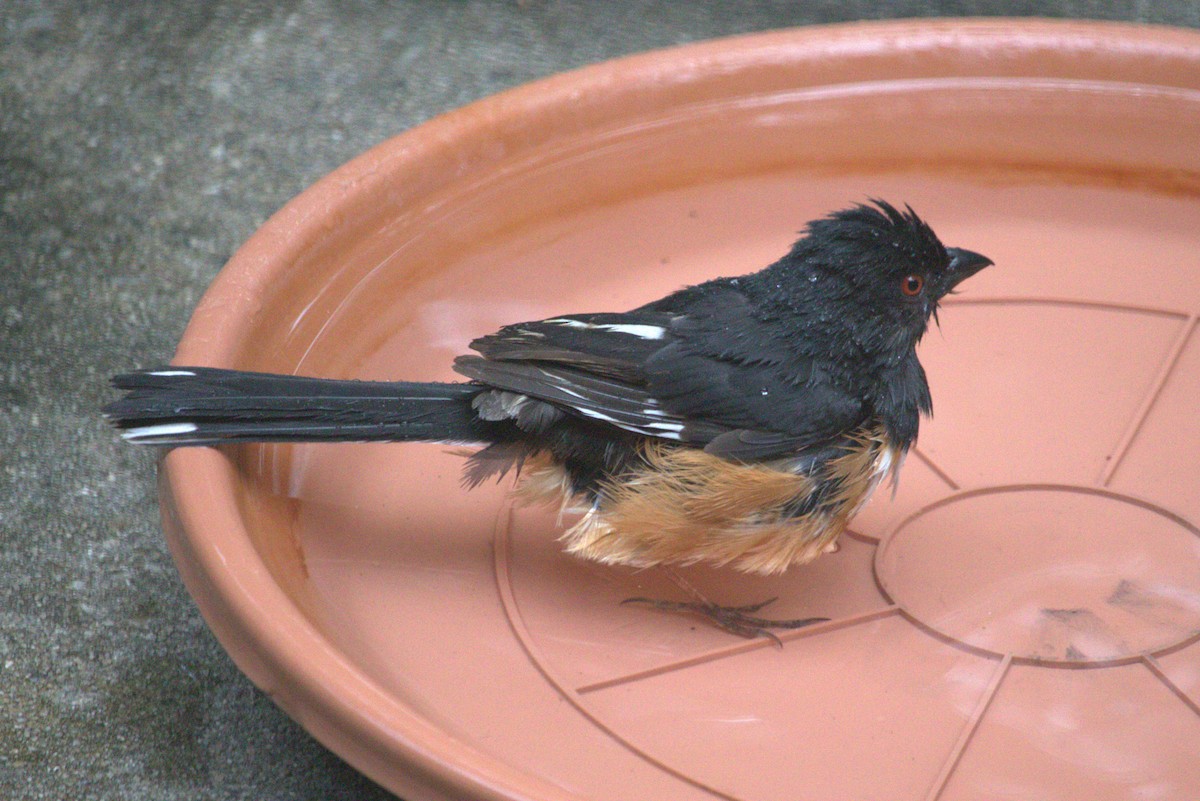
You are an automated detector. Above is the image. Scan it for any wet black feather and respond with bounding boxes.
[105,201,986,497]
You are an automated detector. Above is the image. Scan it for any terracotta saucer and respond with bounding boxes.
[159,19,1200,801]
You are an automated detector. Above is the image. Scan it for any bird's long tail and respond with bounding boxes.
[103,367,494,447]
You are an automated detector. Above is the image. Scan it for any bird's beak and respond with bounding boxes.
[944,247,993,290]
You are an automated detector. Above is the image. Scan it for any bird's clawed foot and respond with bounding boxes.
[621,595,828,645]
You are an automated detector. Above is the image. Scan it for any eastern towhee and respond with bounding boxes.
[105,200,991,637]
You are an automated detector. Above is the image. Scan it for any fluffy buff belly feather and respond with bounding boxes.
[514,426,902,575]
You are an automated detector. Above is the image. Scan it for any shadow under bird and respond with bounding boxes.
[105,200,991,638]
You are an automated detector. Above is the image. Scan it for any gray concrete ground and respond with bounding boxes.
[3,2,1197,799]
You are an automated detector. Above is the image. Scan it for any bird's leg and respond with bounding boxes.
[622,569,828,645]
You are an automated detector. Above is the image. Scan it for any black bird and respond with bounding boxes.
[105,201,990,634]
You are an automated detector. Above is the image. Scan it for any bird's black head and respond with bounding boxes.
[777,200,992,361]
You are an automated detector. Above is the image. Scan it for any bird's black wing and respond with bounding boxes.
[456,285,866,460]
[644,283,868,459]
[468,312,674,383]
[457,310,712,440]
[641,342,864,460]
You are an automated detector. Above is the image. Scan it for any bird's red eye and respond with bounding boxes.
[901,274,924,296]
